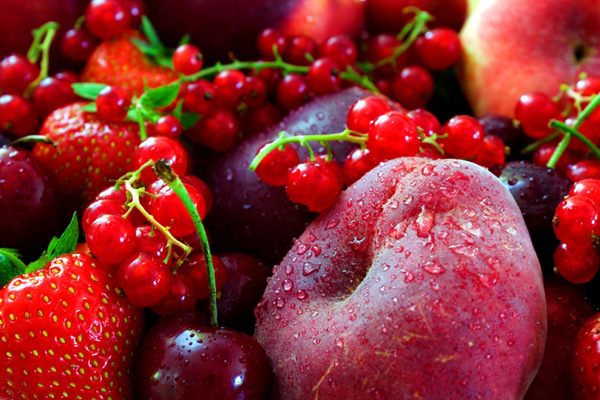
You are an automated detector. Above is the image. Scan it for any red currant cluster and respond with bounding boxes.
[250,94,507,212]
[81,139,228,317]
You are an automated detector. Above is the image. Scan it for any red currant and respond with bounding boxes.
[179,254,228,299]
[182,80,215,114]
[346,96,393,134]
[135,136,189,184]
[567,160,600,182]
[320,34,357,68]
[0,94,38,136]
[342,147,380,186]
[440,115,485,158]
[415,28,462,71]
[150,273,198,316]
[190,109,239,151]
[515,93,561,139]
[154,115,182,139]
[86,214,136,265]
[570,179,600,204]
[255,143,300,186]
[554,242,600,284]
[257,28,287,60]
[553,195,600,247]
[473,135,506,167]
[151,182,207,237]
[32,76,79,117]
[181,175,214,214]
[391,65,434,110]
[531,143,577,174]
[277,73,310,110]
[134,225,171,262]
[213,69,246,110]
[96,85,130,122]
[284,36,318,66]
[172,44,204,76]
[366,34,407,76]
[285,158,343,212]
[307,57,341,95]
[367,110,420,161]
[117,252,172,307]
[85,0,131,39]
[0,54,40,96]
[242,75,267,108]
[60,27,97,62]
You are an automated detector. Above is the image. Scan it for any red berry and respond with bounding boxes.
[32,76,80,118]
[85,0,131,39]
[151,182,207,237]
[415,28,462,71]
[366,34,407,76]
[242,75,267,108]
[573,313,600,397]
[213,69,246,110]
[515,93,561,139]
[320,34,357,68]
[255,143,300,186]
[96,85,130,122]
[150,273,198,316]
[285,158,343,212]
[60,27,98,62]
[367,110,420,161]
[0,54,40,96]
[391,65,434,110]
[531,143,577,174]
[134,224,171,262]
[172,44,204,76]
[567,160,600,182]
[553,195,600,247]
[117,252,172,307]
[554,242,599,284]
[181,175,214,214]
[570,179,600,204]
[191,109,239,151]
[284,36,318,66]
[86,214,136,265]
[154,115,182,139]
[277,73,310,110]
[0,94,38,136]
[473,135,506,167]
[346,96,393,134]
[82,198,127,233]
[342,147,380,186]
[440,115,485,158]
[179,254,228,299]
[135,136,189,184]
[307,57,341,95]
[257,28,287,60]
[182,80,215,114]
[407,108,441,138]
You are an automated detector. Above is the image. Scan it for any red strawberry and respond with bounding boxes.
[573,312,600,398]
[0,253,145,399]
[81,29,178,99]
[33,102,141,208]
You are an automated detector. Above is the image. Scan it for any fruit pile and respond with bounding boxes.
[1,0,600,399]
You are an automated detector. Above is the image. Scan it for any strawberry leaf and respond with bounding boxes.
[72,82,108,100]
[180,112,200,129]
[25,212,79,274]
[0,248,27,287]
[81,103,98,112]
[139,83,181,109]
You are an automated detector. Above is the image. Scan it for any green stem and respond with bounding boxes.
[520,131,560,155]
[550,120,600,161]
[24,22,60,98]
[546,132,572,169]
[574,93,600,129]
[248,129,368,171]
[0,249,28,275]
[153,159,218,328]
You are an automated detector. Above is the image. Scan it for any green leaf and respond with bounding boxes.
[0,248,27,287]
[72,82,108,100]
[139,83,181,109]
[80,103,97,113]
[25,212,79,274]
[180,112,200,129]
[141,15,165,49]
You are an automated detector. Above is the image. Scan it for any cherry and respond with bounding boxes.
[567,160,600,182]
[0,54,40,96]
[151,182,207,237]
[414,28,462,71]
[191,109,239,151]
[277,73,310,110]
[515,92,561,139]
[342,147,380,186]
[134,224,171,262]
[257,28,287,60]
[178,254,228,299]
[285,158,343,212]
[367,110,420,161]
[182,80,215,114]
[554,242,600,284]
[440,115,485,158]
[553,195,600,247]
[346,96,393,134]
[85,0,131,39]
[86,214,136,265]
[213,69,246,110]
[153,115,182,139]
[172,43,204,76]
[255,143,300,186]
[133,311,272,400]
[32,76,79,117]
[479,114,530,159]
[117,251,172,307]
[96,85,130,122]
[320,34,357,68]
[284,35,319,66]
[135,136,189,184]
[307,57,341,95]
[0,94,38,136]
[60,27,97,62]
[391,65,434,110]
[150,274,198,317]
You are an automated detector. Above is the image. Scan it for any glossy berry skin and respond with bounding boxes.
[257,28,287,60]
[82,198,127,233]
[86,214,136,265]
[85,0,131,39]
[192,109,239,151]
[117,252,172,308]
[243,75,267,107]
[60,27,97,62]
[346,96,393,134]
[391,65,434,110]
[473,134,506,167]
[150,273,198,317]
[286,158,343,212]
[531,143,578,174]
[0,253,145,400]
[515,93,561,139]
[407,108,441,137]
[96,85,130,122]
[342,147,380,186]
[0,146,66,257]
[284,35,318,66]
[415,28,462,71]
[134,224,171,262]
[0,94,38,136]
[213,69,246,110]
[178,254,228,299]
[440,115,485,158]
[277,73,310,110]
[172,43,203,75]
[307,57,341,95]
[255,143,300,186]
[320,34,357,68]
[182,79,215,114]
[573,314,600,398]
[366,34,407,76]
[135,136,188,185]
[553,195,600,247]
[553,242,599,284]
[367,110,420,161]
[151,182,207,238]
[570,179,600,204]
[153,114,182,139]
[32,76,80,118]
[567,160,600,182]
[0,54,39,96]
[133,311,272,400]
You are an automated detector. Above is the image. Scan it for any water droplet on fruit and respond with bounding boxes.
[302,262,320,276]
[507,340,515,347]
[275,297,285,308]
[421,164,435,176]
[479,273,499,288]
[381,325,388,334]
[449,244,479,257]
[402,270,414,283]
[349,314,357,321]
[402,195,413,205]
[283,279,294,292]
[297,290,308,300]
[422,260,445,275]
[316,112,325,120]
[506,226,517,235]
[285,264,294,275]
[225,168,234,181]
[379,285,386,293]
[335,338,344,348]
[460,378,469,386]
[312,245,321,256]
[326,219,340,230]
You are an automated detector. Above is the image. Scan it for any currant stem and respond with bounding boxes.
[550,120,600,161]
[248,128,368,171]
[24,22,60,98]
[153,159,219,328]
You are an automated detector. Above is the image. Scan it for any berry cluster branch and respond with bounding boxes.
[24,22,60,97]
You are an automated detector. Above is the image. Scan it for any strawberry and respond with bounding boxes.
[573,312,600,398]
[33,102,141,208]
[0,252,145,399]
[81,29,178,99]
